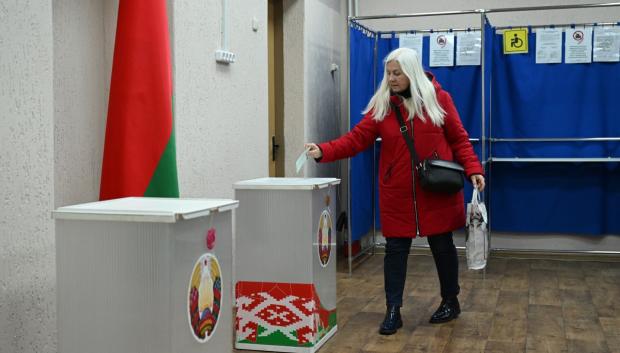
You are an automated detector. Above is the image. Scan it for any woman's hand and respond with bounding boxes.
[471,174,485,192]
[305,143,323,159]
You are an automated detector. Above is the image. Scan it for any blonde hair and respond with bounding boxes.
[363,47,445,126]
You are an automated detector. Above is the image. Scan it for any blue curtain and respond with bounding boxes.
[490,28,620,235]
[350,21,620,237]
[490,162,620,234]
[349,25,376,241]
[491,29,620,157]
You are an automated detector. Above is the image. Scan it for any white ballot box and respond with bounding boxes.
[233,178,340,353]
[53,197,238,353]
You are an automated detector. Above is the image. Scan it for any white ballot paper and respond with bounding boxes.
[430,32,455,67]
[399,33,424,57]
[565,27,593,64]
[456,31,481,66]
[296,147,311,173]
[593,26,620,62]
[536,28,562,64]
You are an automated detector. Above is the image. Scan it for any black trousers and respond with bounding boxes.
[384,232,460,306]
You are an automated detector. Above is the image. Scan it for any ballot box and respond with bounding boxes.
[53,197,238,353]
[233,177,340,353]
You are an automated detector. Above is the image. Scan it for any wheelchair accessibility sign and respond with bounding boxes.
[503,28,529,54]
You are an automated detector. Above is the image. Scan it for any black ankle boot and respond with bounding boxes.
[379,305,403,335]
[429,297,460,324]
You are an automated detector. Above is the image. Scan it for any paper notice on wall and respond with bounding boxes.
[593,26,620,62]
[456,31,481,66]
[565,27,593,64]
[429,32,454,67]
[399,33,423,57]
[535,28,562,64]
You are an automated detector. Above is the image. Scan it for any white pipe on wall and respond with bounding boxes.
[215,0,235,63]
[221,0,228,49]
[348,0,358,17]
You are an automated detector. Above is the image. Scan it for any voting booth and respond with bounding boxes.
[349,3,620,255]
[53,197,238,353]
[233,178,340,353]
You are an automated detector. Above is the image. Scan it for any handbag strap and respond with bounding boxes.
[390,101,419,167]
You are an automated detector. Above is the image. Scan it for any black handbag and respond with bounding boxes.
[391,102,465,194]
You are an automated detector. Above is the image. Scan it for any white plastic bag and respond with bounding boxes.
[465,188,488,270]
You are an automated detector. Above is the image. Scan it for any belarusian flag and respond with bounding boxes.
[99,0,179,200]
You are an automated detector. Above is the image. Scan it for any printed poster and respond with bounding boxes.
[456,31,481,66]
[399,33,424,57]
[593,26,620,62]
[535,28,562,64]
[565,27,593,64]
[430,32,455,67]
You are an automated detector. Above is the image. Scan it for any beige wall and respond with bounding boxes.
[282,0,306,177]
[1,1,55,352]
[174,0,268,198]
[54,0,108,209]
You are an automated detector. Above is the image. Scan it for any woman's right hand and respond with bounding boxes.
[305,143,323,159]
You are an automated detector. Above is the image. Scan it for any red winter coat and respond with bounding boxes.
[319,76,483,238]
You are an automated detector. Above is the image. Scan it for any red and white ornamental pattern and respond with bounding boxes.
[236,290,316,344]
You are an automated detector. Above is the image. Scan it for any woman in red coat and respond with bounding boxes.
[306,47,485,335]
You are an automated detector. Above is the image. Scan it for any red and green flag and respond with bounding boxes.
[100,0,179,200]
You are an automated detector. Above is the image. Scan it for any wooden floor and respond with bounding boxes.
[235,253,620,353]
